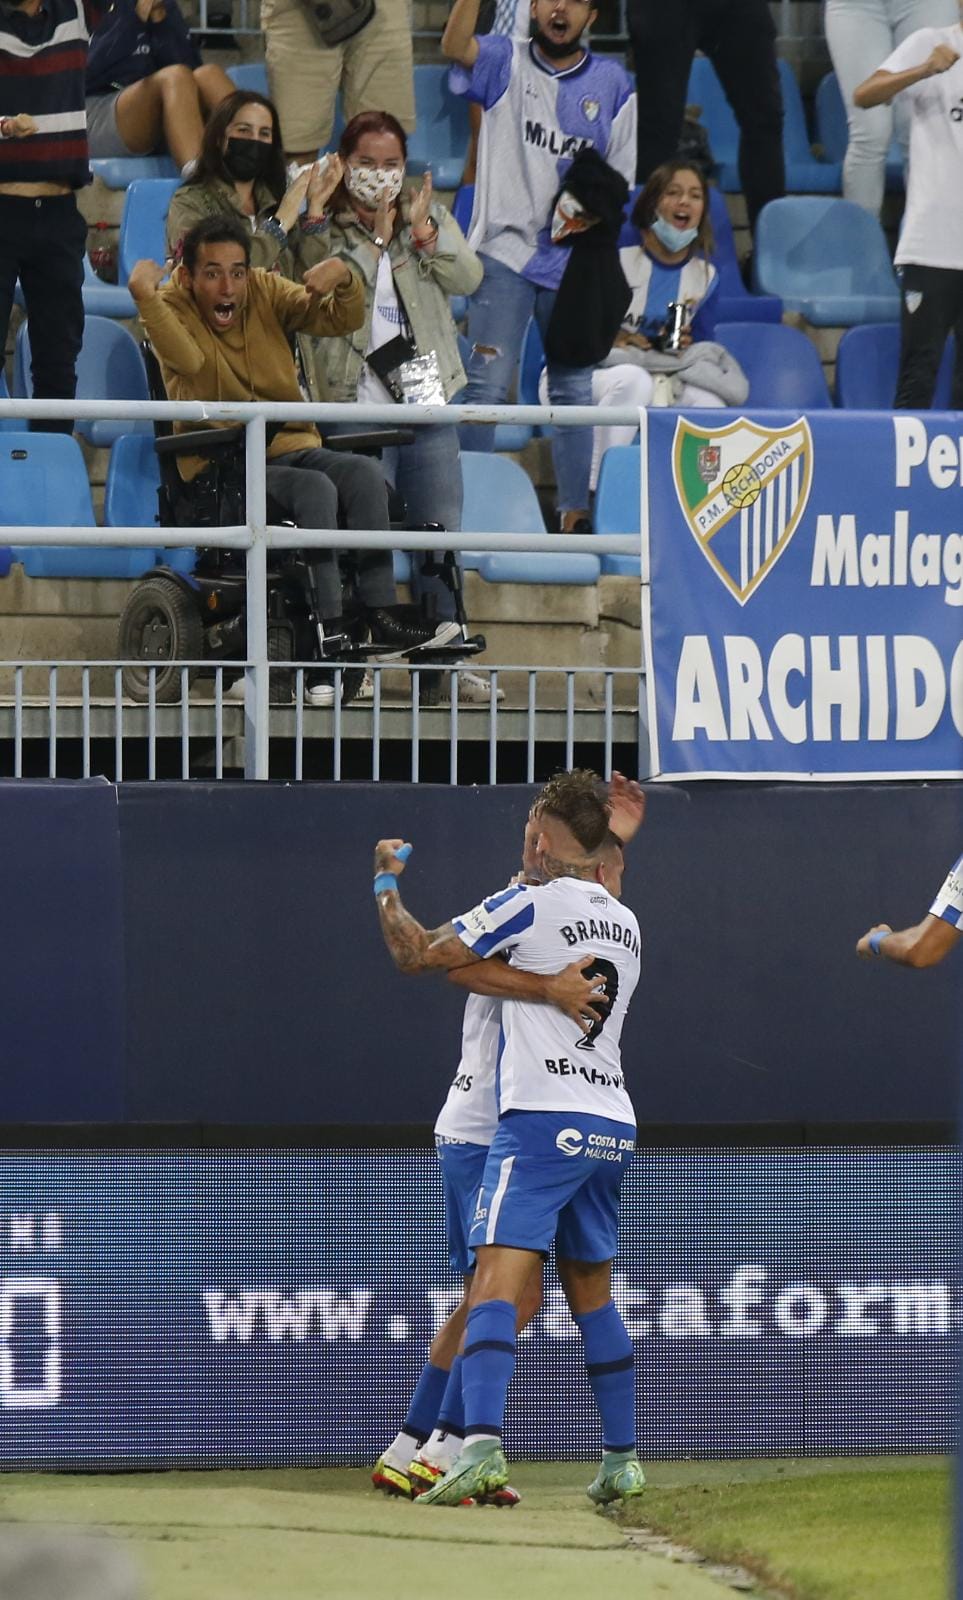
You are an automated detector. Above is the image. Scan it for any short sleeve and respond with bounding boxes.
[929,853,963,926]
[448,33,514,110]
[453,883,536,957]
[879,27,938,90]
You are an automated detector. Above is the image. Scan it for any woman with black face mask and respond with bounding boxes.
[166,89,342,277]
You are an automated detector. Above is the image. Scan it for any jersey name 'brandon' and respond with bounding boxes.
[559,915,641,959]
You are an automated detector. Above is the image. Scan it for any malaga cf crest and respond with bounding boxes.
[671,416,813,604]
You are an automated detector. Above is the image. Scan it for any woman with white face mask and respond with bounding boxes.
[303,111,499,700]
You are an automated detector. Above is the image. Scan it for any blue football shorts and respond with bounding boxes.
[467,1110,636,1262]
[435,1136,489,1275]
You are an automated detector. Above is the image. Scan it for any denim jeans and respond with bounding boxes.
[825,0,957,216]
[461,253,595,515]
[382,420,463,621]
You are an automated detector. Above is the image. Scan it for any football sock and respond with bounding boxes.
[383,1360,449,1468]
[574,1300,636,1454]
[421,1354,465,1467]
[462,1299,516,1446]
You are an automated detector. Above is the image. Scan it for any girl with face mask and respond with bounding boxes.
[301,111,499,702]
[166,90,342,277]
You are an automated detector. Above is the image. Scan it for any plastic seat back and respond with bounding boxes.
[815,71,903,189]
[227,62,269,96]
[778,58,841,192]
[688,56,840,192]
[14,315,151,446]
[460,452,599,583]
[406,64,470,190]
[90,155,177,188]
[752,196,900,325]
[834,323,955,408]
[593,446,641,576]
[0,366,18,433]
[1,430,155,576]
[119,177,181,284]
[687,56,740,190]
[713,320,832,408]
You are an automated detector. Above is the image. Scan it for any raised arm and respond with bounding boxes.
[856,914,961,967]
[441,0,480,68]
[374,839,482,973]
[854,41,959,108]
[130,261,205,376]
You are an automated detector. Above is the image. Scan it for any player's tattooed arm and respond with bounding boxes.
[374,838,482,974]
[448,956,607,1034]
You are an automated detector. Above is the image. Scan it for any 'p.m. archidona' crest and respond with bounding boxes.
[671,415,813,604]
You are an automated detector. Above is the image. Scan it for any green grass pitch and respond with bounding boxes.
[0,1456,948,1600]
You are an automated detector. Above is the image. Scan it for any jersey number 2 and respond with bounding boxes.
[575,957,619,1052]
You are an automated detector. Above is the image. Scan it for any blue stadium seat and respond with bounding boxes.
[593,446,642,577]
[711,320,832,407]
[834,323,956,408]
[14,316,151,447]
[814,71,904,191]
[406,64,470,190]
[617,185,782,325]
[81,253,136,318]
[0,366,19,433]
[460,451,600,584]
[119,177,181,284]
[105,432,196,572]
[752,196,900,324]
[91,155,178,188]
[1,431,156,577]
[451,183,474,234]
[227,61,269,96]
[687,57,841,194]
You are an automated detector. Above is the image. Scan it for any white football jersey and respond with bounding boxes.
[433,990,501,1146]
[930,852,963,926]
[881,25,963,270]
[452,877,640,1124]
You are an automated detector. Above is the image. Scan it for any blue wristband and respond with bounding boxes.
[374,873,398,896]
[868,929,891,955]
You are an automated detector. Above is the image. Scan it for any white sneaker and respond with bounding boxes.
[447,670,505,704]
[304,679,335,707]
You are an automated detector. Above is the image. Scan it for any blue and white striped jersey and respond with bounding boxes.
[434,990,501,1146]
[619,243,719,344]
[450,35,636,290]
[930,854,963,926]
[452,877,640,1123]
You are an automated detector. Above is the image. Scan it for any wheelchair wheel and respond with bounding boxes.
[268,622,294,705]
[118,576,204,704]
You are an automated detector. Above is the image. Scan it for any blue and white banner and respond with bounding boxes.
[642,409,963,779]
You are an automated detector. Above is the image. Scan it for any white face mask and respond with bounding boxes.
[344,163,404,208]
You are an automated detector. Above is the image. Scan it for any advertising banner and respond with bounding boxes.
[0,1144,954,1467]
[642,409,963,778]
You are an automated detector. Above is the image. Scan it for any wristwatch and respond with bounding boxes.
[373,233,387,249]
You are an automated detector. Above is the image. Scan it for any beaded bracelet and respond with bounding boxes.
[301,212,330,235]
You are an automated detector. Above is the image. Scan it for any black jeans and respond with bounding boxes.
[625,0,785,230]
[894,264,963,410]
[264,445,396,619]
[0,192,85,433]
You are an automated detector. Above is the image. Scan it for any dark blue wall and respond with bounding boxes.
[2,780,960,1126]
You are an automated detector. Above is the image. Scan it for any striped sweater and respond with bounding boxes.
[0,0,100,187]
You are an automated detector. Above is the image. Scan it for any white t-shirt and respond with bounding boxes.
[452,877,640,1124]
[930,852,963,925]
[356,250,406,404]
[434,991,501,1145]
[881,25,963,269]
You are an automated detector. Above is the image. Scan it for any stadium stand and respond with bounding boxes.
[834,323,956,409]
[0,367,18,433]
[814,70,904,193]
[687,56,842,194]
[406,64,470,189]
[90,154,178,189]
[751,196,900,324]
[118,178,181,285]
[711,320,833,407]
[460,452,600,585]
[226,62,270,97]
[1,432,156,578]
[104,432,197,574]
[14,317,151,448]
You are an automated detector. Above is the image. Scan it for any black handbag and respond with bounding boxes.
[300,0,375,47]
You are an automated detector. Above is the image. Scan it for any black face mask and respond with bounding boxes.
[224,137,273,183]
[532,25,584,59]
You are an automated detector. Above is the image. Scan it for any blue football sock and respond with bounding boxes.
[462,1298,517,1441]
[575,1300,636,1454]
[436,1353,465,1439]
[402,1359,450,1443]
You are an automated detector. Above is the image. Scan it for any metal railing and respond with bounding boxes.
[0,396,644,782]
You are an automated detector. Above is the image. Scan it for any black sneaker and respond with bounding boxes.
[366,608,462,660]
